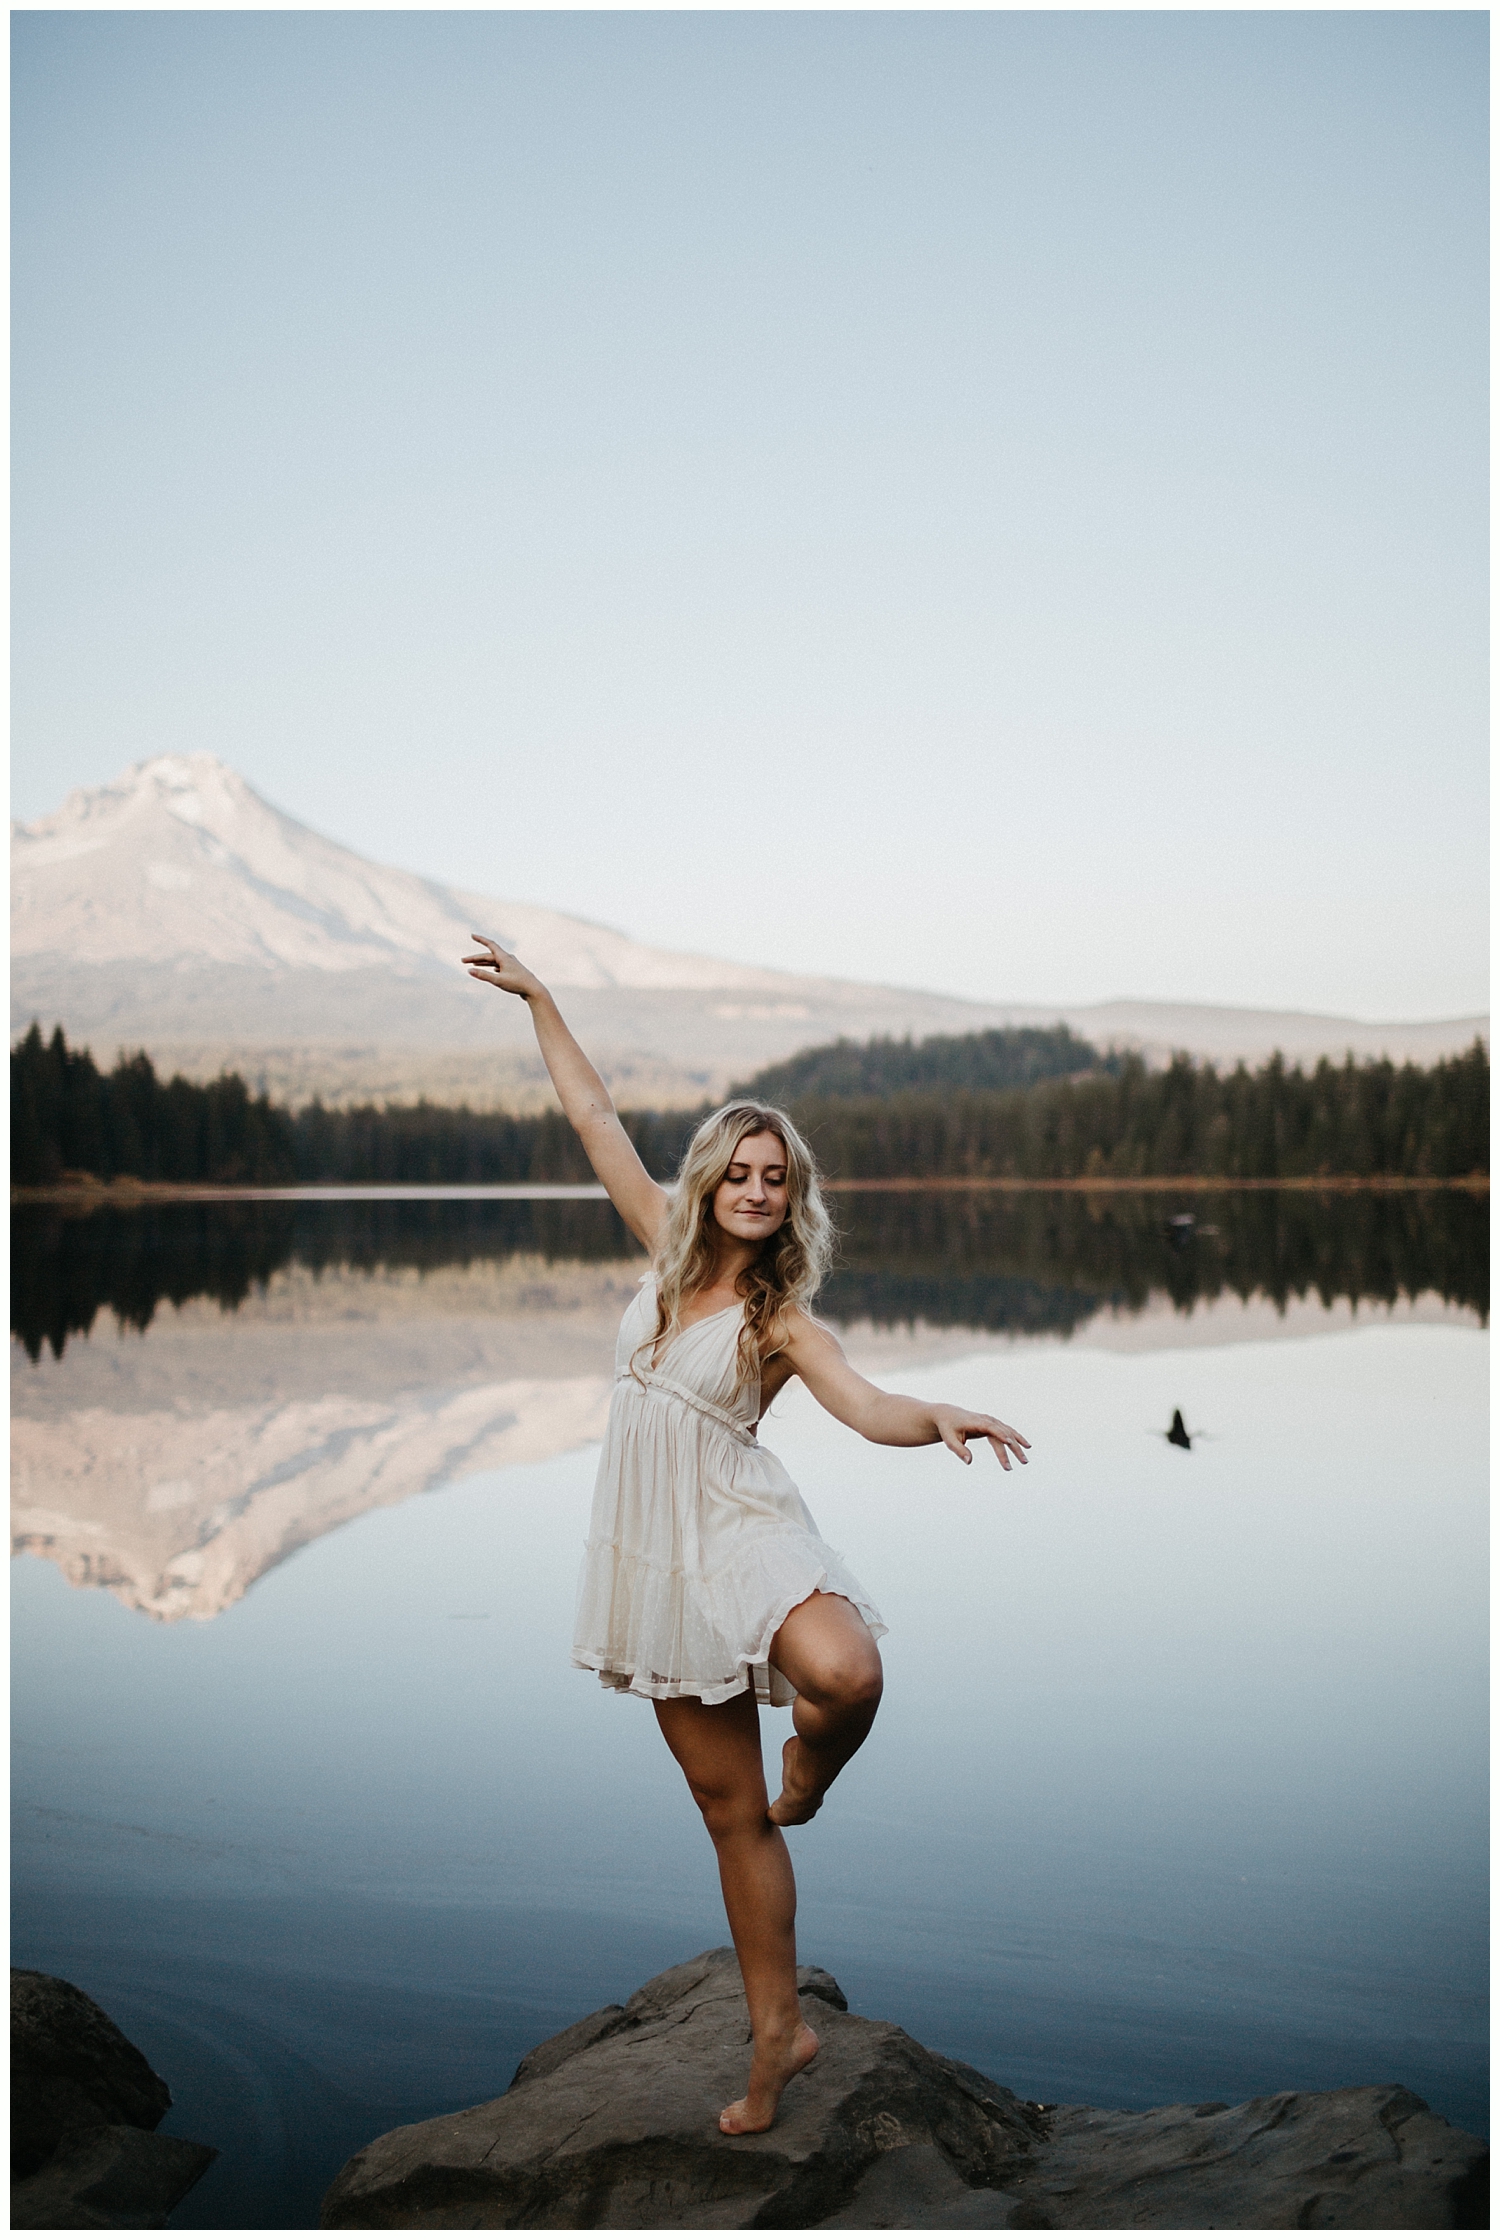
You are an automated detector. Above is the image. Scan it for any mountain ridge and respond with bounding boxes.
[13,755,1486,1108]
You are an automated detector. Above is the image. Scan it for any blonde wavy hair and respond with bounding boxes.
[640,1102,834,1394]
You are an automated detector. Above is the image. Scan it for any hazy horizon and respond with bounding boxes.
[13,13,1488,1021]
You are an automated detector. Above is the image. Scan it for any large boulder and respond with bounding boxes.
[321,1948,1487,2231]
[12,1969,173,2176]
[322,1948,1043,2227]
[10,2124,220,2232]
[10,1970,215,2229]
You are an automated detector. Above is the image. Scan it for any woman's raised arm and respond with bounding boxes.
[464,936,669,1251]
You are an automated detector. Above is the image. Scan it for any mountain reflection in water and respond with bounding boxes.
[12,1186,1487,1364]
[12,1189,1485,1629]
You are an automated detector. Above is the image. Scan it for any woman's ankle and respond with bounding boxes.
[750,2003,806,2045]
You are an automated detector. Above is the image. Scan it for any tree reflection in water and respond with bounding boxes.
[12,1187,1486,1365]
[821,1186,1488,1334]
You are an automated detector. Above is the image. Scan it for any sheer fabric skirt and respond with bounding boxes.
[572,1381,885,1709]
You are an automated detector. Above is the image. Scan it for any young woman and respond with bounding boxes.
[465,936,1030,2135]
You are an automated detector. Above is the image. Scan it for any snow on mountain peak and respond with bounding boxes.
[12,756,781,992]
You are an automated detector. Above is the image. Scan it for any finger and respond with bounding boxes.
[982,1418,1029,1447]
[984,1421,1030,1450]
[941,1426,972,1462]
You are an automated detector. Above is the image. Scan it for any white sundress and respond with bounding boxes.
[572,1275,886,1707]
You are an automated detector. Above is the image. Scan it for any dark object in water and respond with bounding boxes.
[1166,1213,1196,1248]
[1167,1408,1192,1450]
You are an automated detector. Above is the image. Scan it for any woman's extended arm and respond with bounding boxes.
[778,1310,1030,1470]
[464,935,668,1251]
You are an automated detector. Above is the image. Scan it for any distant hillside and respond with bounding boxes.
[736,1024,1110,1103]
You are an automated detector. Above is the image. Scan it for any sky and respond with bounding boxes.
[12,10,1488,1022]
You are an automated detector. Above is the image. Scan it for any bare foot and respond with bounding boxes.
[767,1736,826,1827]
[719,2019,819,2134]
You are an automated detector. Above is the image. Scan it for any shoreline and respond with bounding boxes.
[829,1174,1489,1194]
[11,1173,1489,1205]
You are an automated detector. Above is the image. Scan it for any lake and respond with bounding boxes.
[11,1186,1488,2228]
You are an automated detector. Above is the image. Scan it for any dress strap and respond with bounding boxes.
[633,1370,759,1446]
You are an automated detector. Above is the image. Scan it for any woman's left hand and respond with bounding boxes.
[931,1407,1030,1470]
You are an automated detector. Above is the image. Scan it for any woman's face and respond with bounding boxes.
[711,1130,789,1246]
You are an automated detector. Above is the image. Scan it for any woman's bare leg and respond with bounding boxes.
[654,1690,820,2134]
[766,1591,884,1826]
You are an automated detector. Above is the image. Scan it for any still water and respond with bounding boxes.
[11,1189,1488,2227]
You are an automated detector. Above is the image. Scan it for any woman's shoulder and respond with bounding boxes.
[776,1299,842,1353]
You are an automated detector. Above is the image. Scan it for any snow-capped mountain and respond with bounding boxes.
[12,755,1486,1106]
[11,753,787,990]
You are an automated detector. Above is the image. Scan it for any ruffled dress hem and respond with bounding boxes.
[572,1563,887,1709]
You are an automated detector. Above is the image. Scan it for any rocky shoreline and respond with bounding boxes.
[322,1947,1488,2230]
[11,1969,216,2229]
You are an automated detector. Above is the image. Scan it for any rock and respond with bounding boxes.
[502,1962,855,2101]
[11,1971,173,2177]
[11,1970,215,2229]
[322,1948,1489,2230]
[320,1946,1041,2228]
[817,2139,1025,2227]
[1030,2087,1489,2230]
[10,2125,218,2231]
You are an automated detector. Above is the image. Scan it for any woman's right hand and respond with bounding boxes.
[464,935,548,1005]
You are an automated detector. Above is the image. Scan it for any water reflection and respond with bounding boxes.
[13,1185,1486,1363]
[11,1189,1486,1633]
[11,1191,1488,2220]
[819,1185,1487,1332]
[11,1197,634,1364]
[12,1255,637,1623]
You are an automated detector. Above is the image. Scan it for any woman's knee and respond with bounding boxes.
[687,1775,768,1845]
[802,1644,883,1717]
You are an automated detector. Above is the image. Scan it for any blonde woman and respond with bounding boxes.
[466,937,1029,2135]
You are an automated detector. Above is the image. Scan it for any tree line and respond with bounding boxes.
[782,1043,1490,1183]
[9,1024,698,1189]
[11,1020,1490,1189]
[12,1023,298,1188]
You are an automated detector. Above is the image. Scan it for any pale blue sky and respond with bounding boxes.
[12,11,1488,1019]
